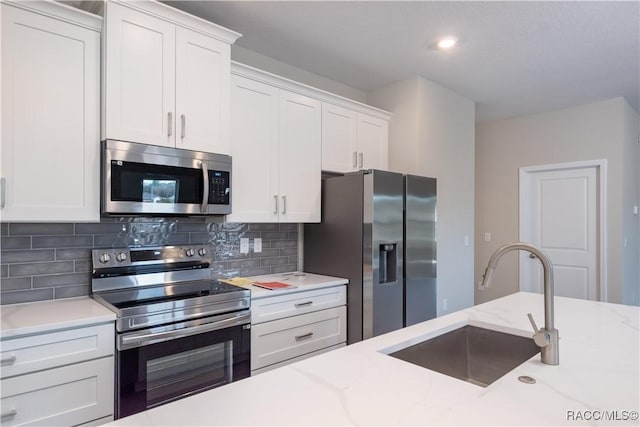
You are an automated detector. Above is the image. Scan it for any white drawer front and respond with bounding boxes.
[0,357,114,427]
[251,306,346,370]
[1,323,114,379]
[251,343,346,376]
[252,285,346,324]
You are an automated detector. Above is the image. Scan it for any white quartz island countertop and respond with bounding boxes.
[105,292,639,426]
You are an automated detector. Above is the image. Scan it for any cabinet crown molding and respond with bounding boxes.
[108,0,241,44]
[3,0,102,30]
[231,61,392,121]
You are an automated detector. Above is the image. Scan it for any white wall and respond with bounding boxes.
[475,97,639,306]
[232,46,367,103]
[622,101,640,306]
[368,76,476,315]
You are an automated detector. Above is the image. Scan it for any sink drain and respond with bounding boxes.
[518,375,536,384]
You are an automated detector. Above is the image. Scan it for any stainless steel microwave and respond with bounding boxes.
[101,140,232,216]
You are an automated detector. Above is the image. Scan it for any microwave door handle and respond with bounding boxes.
[200,162,209,213]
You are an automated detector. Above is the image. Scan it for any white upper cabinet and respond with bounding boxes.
[321,103,358,173]
[1,1,101,222]
[322,104,390,173]
[104,2,175,147]
[228,72,321,223]
[175,27,231,154]
[357,112,389,171]
[103,0,239,154]
[228,75,279,223]
[278,91,322,223]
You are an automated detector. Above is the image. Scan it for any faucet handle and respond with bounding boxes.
[527,313,551,348]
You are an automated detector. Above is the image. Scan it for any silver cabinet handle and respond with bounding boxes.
[352,152,358,168]
[168,112,173,137]
[0,355,16,365]
[0,177,5,208]
[295,332,314,341]
[0,409,17,419]
[200,162,209,213]
[358,152,363,169]
[181,114,186,139]
[294,301,313,308]
[273,195,279,214]
[282,195,287,214]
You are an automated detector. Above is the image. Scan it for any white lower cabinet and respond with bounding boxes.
[0,323,115,426]
[251,286,347,373]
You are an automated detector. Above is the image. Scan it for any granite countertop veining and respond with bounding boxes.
[103,292,640,426]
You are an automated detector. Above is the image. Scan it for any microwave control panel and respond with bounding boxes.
[209,171,230,204]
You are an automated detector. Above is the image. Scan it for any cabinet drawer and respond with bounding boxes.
[251,306,346,370]
[0,357,114,427]
[251,343,345,376]
[252,286,346,324]
[1,323,114,379]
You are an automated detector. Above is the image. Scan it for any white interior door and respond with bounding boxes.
[520,164,600,300]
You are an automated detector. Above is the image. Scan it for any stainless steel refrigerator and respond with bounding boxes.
[304,170,437,344]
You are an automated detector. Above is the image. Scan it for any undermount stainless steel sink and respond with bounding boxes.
[388,325,540,387]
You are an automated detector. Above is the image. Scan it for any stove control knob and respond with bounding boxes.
[198,248,207,256]
[185,248,195,257]
[98,253,111,264]
[116,252,128,262]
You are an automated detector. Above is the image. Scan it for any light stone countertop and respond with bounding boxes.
[103,292,640,426]
[0,297,116,339]
[243,272,348,299]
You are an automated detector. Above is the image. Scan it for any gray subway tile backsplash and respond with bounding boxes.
[9,261,75,277]
[0,249,55,264]
[1,237,31,250]
[32,235,93,249]
[0,219,299,305]
[9,223,74,236]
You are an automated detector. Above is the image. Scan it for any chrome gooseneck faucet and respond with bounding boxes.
[481,243,559,365]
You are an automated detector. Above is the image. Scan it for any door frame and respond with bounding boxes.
[519,159,608,301]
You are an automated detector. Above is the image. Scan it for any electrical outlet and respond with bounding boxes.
[253,238,262,253]
[442,298,448,312]
[484,232,491,242]
[240,238,249,254]
[464,235,469,247]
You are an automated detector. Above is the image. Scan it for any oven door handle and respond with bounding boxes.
[118,311,250,351]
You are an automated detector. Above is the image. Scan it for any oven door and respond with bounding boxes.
[102,139,231,216]
[115,312,250,419]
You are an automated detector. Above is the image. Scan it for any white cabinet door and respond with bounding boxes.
[104,1,175,147]
[278,90,322,223]
[357,113,388,170]
[176,27,231,154]
[0,357,113,427]
[227,76,279,223]
[321,103,358,173]
[1,3,100,222]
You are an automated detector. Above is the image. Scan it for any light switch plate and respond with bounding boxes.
[253,238,262,253]
[240,238,249,254]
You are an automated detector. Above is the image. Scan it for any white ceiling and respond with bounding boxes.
[164,1,639,123]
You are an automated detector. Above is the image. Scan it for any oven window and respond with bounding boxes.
[116,323,250,419]
[146,342,231,405]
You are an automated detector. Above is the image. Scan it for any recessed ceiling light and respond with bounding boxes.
[437,38,457,50]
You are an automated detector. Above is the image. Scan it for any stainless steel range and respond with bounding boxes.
[91,245,251,419]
